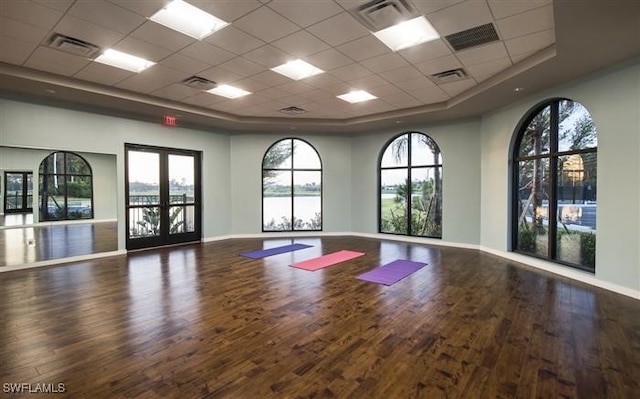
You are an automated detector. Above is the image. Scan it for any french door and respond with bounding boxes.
[125,144,201,250]
[3,171,33,214]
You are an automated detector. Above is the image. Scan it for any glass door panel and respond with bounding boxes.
[126,146,201,250]
[127,151,161,240]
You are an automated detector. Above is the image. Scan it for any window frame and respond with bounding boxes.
[261,137,323,232]
[39,151,94,221]
[511,98,597,272]
[378,132,443,238]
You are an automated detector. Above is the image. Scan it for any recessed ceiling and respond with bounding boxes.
[0,0,639,134]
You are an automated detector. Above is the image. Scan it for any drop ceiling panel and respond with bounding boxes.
[115,37,173,62]
[487,0,552,20]
[0,0,64,30]
[0,16,50,45]
[412,0,467,16]
[24,46,91,76]
[116,71,173,94]
[243,45,290,68]
[329,63,374,81]
[268,0,343,27]
[182,92,225,107]
[248,70,292,88]
[466,57,512,82]
[397,39,453,64]
[180,41,236,66]
[277,81,315,95]
[414,55,463,76]
[383,91,423,108]
[428,0,494,36]
[496,4,554,40]
[305,48,353,71]
[33,0,75,13]
[336,35,390,62]
[404,85,449,104]
[73,62,134,85]
[203,26,265,55]
[107,0,165,17]
[160,53,211,75]
[306,12,370,47]
[67,0,145,35]
[378,65,425,84]
[193,0,263,23]
[455,41,509,66]
[218,57,264,78]
[197,67,244,85]
[52,15,125,48]
[0,36,38,65]
[130,21,196,52]
[505,29,555,58]
[233,6,300,43]
[360,52,409,74]
[230,77,270,93]
[271,30,331,58]
[394,75,438,92]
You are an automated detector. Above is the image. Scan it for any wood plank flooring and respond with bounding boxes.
[0,221,117,266]
[1,236,638,398]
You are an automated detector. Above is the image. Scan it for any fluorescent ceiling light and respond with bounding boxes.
[150,0,229,40]
[337,90,377,104]
[373,16,440,51]
[271,59,324,80]
[94,49,155,73]
[207,84,251,99]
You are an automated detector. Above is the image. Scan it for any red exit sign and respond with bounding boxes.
[163,115,177,126]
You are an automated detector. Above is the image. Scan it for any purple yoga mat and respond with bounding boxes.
[357,259,427,285]
[240,243,312,259]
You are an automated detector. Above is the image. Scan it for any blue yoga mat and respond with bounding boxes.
[240,243,312,259]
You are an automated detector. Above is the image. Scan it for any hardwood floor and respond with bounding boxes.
[1,236,638,398]
[0,221,118,267]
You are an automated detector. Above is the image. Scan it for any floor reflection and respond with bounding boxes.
[0,221,118,266]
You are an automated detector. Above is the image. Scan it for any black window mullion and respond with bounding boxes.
[548,101,559,260]
[407,134,413,236]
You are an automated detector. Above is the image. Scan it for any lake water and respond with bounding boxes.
[263,196,321,225]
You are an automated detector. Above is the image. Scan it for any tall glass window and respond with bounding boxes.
[512,99,597,272]
[262,138,322,231]
[379,132,442,238]
[39,151,93,221]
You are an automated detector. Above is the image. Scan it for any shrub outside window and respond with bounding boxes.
[512,98,597,272]
[262,138,322,231]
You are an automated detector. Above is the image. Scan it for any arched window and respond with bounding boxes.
[379,132,442,238]
[262,138,322,231]
[512,98,597,272]
[39,151,93,221]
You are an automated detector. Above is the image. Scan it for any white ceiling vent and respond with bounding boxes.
[279,106,306,115]
[352,0,418,31]
[182,76,216,91]
[430,68,468,84]
[48,33,100,57]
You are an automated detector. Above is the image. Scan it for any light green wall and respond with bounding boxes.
[1,56,639,294]
[0,99,231,249]
[0,147,117,221]
[229,134,352,234]
[350,120,482,245]
[480,58,640,291]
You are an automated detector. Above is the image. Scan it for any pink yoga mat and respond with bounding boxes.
[290,250,365,271]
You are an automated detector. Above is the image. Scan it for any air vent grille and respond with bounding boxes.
[352,0,417,31]
[280,106,306,115]
[48,33,100,57]
[430,68,468,84]
[182,76,216,90]
[445,23,500,51]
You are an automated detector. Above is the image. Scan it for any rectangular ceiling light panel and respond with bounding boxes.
[150,0,229,40]
[207,84,251,99]
[337,90,378,103]
[373,16,439,51]
[271,59,324,81]
[94,49,155,73]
